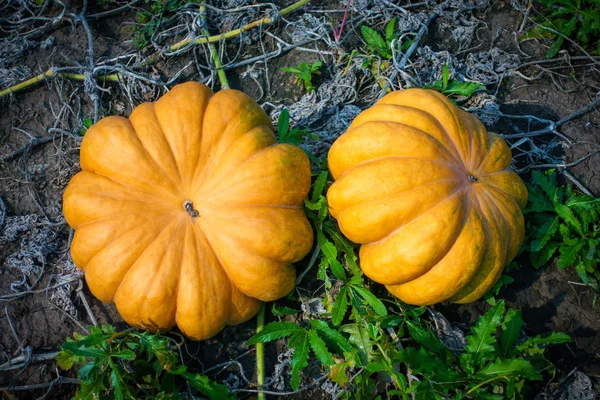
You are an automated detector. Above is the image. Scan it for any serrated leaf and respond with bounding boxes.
[385,17,398,45]
[531,240,561,268]
[350,286,387,316]
[555,204,584,235]
[246,322,304,345]
[465,301,505,366]
[110,369,123,400]
[56,350,77,370]
[477,358,541,380]
[180,371,235,400]
[341,323,373,365]
[271,304,299,316]
[501,309,523,357]
[516,332,570,353]
[444,81,486,97]
[290,334,310,391]
[332,285,349,325]
[111,349,136,360]
[530,216,560,251]
[406,320,446,356]
[308,329,335,366]
[557,241,584,269]
[61,342,108,359]
[310,319,353,354]
[361,25,389,57]
[312,170,329,203]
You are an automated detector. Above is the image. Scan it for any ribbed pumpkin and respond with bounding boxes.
[327,89,527,305]
[63,82,314,340]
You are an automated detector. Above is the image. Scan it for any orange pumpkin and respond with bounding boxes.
[63,82,314,340]
[327,89,527,305]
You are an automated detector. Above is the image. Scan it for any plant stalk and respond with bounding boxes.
[170,0,310,52]
[256,303,266,400]
[199,5,229,90]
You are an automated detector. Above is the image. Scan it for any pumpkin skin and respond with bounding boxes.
[327,89,527,306]
[63,82,314,340]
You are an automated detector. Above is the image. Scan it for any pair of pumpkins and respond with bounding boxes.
[63,82,526,340]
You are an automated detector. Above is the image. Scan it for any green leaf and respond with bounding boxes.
[557,241,584,269]
[361,25,388,57]
[555,204,584,236]
[56,350,78,370]
[246,322,304,345]
[341,323,373,364]
[385,17,398,45]
[180,371,235,400]
[501,309,523,357]
[277,108,290,140]
[111,349,136,360]
[530,216,560,251]
[350,286,387,316]
[308,329,335,366]
[442,64,449,89]
[271,304,299,316]
[61,342,108,359]
[444,81,486,96]
[465,301,505,366]
[312,171,329,203]
[332,285,349,325]
[531,240,561,268]
[406,320,446,356]
[290,333,310,391]
[516,332,570,353]
[477,358,541,380]
[547,36,564,58]
[310,319,353,354]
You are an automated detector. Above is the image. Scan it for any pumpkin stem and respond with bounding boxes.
[468,174,479,182]
[183,200,199,218]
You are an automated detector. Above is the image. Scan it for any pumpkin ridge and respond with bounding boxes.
[194,130,277,195]
[457,187,510,301]
[131,104,186,195]
[189,222,253,300]
[83,169,179,205]
[366,185,467,246]
[112,219,180,303]
[336,156,465,181]
[152,109,188,195]
[350,120,464,167]
[349,104,463,161]
[77,213,169,265]
[335,177,464,214]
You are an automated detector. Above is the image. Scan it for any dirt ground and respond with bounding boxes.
[1,0,599,399]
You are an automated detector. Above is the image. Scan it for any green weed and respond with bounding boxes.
[424,64,487,98]
[57,325,232,399]
[525,169,600,286]
[525,0,600,58]
[280,61,322,93]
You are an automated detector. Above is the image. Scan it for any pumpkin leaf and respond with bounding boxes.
[350,286,387,316]
[246,322,304,345]
[290,333,310,391]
